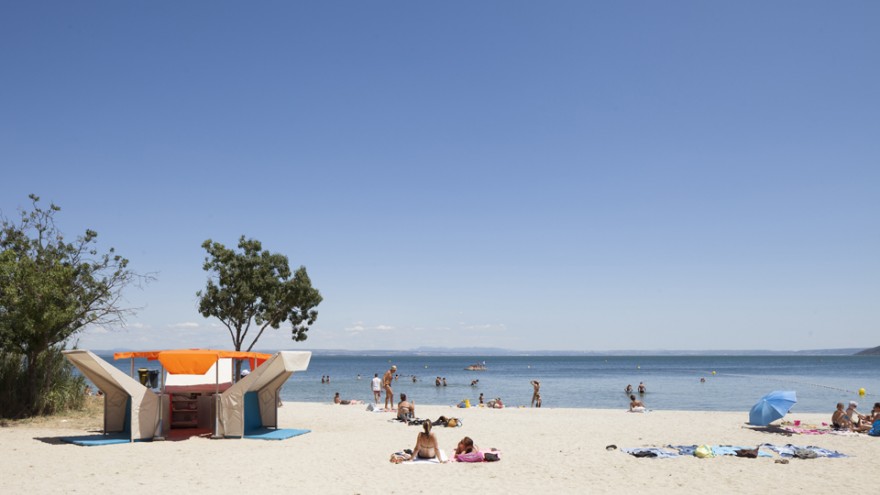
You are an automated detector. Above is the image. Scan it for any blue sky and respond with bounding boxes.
[2,1,878,352]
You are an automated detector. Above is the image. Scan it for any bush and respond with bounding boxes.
[0,346,86,419]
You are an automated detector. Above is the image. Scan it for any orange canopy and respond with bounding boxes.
[113,349,273,375]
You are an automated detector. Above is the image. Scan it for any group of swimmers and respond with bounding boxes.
[624,382,646,395]
[832,401,880,433]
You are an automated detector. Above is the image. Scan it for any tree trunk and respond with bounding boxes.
[25,351,40,417]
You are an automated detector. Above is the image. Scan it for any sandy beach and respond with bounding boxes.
[2,401,878,494]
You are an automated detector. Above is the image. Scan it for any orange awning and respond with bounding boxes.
[113,349,273,375]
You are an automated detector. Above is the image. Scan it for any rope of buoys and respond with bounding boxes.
[711,372,873,397]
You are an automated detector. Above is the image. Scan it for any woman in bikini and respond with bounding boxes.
[629,395,646,412]
[412,422,443,461]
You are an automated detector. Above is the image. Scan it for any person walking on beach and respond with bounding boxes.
[531,380,541,407]
[371,373,382,404]
[384,365,396,410]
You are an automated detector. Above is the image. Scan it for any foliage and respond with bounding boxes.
[0,194,143,417]
[0,345,87,418]
[198,236,322,354]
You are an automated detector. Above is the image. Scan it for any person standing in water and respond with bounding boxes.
[638,382,646,394]
[531,380,541,407]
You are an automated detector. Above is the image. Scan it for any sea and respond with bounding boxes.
[98,353,880,414]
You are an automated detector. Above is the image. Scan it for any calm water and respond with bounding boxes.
[100,354,880,413]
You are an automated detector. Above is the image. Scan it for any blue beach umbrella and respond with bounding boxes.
[749,390,797,426]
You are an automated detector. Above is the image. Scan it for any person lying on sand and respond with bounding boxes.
[629,395,645,412]
[454,436,478,456]
[333,392,363,405]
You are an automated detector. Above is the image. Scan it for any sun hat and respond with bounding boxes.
[849,401,858,407]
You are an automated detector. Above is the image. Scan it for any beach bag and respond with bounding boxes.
[694,445,714,458]
[870,420,880,437]
[484,451,501,462]
[446,418,460,427]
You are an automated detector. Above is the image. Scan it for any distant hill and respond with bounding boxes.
[855,346,880,356]
[90,346,873,357]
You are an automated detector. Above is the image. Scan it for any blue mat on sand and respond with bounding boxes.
[243,428,310,440]
[60,434,134,446]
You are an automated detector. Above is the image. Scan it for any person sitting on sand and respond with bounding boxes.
[398,393,415,420]
[832,402,853,430]
[629,395,645,413]
[867,403,880,428]
[412,422,443,462]
[485,397,503,409]
[625,384,633,394]
[846,401,866,426]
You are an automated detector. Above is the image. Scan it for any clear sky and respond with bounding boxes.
[1,1,878,352]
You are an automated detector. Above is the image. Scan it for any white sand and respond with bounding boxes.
[2,402,877,494]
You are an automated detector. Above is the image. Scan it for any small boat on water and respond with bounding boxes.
[465,362,487,371]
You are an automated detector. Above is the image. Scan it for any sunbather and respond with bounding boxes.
[832,403,850,429]
[412,422,443,462]
[454,436,478,456]
[846,401,866,426]
[333,392,362,405]
[629,395,645,412]
[398,393,415,420]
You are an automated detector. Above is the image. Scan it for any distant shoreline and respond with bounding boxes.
[91,347,872,357]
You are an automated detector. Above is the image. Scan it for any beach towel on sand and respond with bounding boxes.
[761,444,847,459]
[403,450,449,464]
[622,447,679,459]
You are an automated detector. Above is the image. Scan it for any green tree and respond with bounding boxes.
[0,195,144,417]
[197,236,322,361]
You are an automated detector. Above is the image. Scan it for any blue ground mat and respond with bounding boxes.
[243,428,311,441]
[60,434,135,446]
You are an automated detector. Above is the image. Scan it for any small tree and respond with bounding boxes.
[0,195,144,417]
[197,237,322,366]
